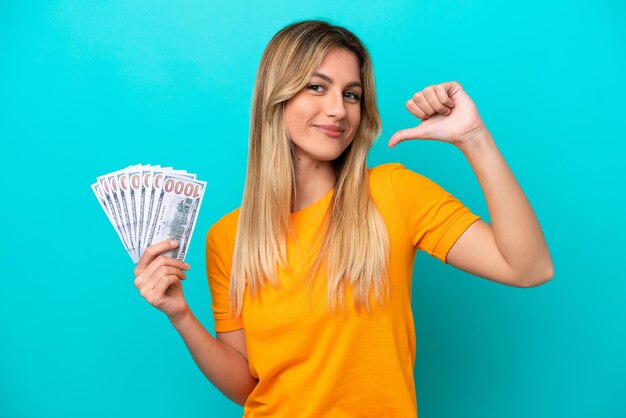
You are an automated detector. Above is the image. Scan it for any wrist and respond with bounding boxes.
[169,307,193,330]
[457,126,494,156]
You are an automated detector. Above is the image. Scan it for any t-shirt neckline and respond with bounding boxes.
[291,187,334,218]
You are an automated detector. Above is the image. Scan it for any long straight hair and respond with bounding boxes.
[229,19,390,318]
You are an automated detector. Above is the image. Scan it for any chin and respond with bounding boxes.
[291,135,353,162]
[309,147,349,162]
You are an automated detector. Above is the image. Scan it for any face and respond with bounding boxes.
[284,47,362,163]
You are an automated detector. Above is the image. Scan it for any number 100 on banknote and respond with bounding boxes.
[91,164,206,263]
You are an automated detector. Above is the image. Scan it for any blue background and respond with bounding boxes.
[1,1,625,417]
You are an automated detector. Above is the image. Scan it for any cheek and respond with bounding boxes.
[284,109,298,138]
[351,111,362,133]
[352,104,361,122]
[285,102,308,134]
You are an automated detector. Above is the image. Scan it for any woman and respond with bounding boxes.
[133,19,553,417]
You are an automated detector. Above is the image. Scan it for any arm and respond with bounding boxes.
[170,309,258,406]
[389,81,554,287]
[133,240,257,405]
[447,127,554,287]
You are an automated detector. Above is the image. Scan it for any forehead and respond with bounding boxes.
[314,48,361,84]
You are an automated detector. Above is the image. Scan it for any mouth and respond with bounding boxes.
[313,125,345,138]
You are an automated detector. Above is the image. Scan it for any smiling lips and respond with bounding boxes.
[313,124,345,138]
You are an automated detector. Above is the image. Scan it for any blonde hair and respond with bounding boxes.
[229,19,389,318]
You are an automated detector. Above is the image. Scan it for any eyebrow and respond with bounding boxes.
[312,72,362,89]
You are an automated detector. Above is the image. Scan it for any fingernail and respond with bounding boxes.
[171,240,178,246]
[184,263,190,269]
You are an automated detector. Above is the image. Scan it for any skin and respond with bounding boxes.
[132,48,364,320]
[134,49,554,348]
[388,81,554,286]
[284,47,363,212]
[133,240,190,321]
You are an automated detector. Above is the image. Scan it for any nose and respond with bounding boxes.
[324,91,347,119]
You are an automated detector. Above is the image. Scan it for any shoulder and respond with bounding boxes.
[368,162,421,180]
[368,162,405,176]
[367,163,449,216]
[206,207,241,252]
[368,162,432,190]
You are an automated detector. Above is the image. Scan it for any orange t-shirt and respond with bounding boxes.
[205,162,482,418]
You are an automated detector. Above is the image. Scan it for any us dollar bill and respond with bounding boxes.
[98,169,137,262]
[119,164,143,256]
[91,183,132,258]
[128,168,143,253]
[137,165,154,256]
[144,175,206,261]
[93,164,205,263]
[140,168,196,257]
[107,171,137,261]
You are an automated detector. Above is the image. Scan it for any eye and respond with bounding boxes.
[307,84,361,102]
[345,91,361,101]
[307,84,325,92]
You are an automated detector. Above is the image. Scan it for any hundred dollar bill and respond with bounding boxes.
[91,183,132,258]
[141,169,166,258]
[117,165,141,255]
[107,170,137,262]
[140,168,196,258]
[137,165,154,257]
[116,171,133,254]
[97,168,137,262]
[129,168,143,253]
[93,164,204,263]
[144,175,206,261]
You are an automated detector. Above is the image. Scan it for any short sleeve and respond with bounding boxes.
[205,223,244,332]
[389,163,482,264]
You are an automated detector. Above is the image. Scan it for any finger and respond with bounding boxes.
[439,80,463,99]
[406,99,429,120]
[153,274,181,299]
[142,255,190,280]
[422,87,449,115]
[411,91,435,115]
[153,265,186,285]
[135,256,189,289]
[142,275,178,306]
[435,84,455,108]
[423,86,452,116]
[388,127,423,147]
[135,240,179,276]
[139,266,185,293]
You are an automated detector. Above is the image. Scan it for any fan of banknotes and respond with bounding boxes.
[91,164,206,263]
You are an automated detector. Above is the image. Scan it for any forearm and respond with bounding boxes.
[169,309,257,406]
[459,128,554,283]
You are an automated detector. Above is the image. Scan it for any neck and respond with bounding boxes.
[292,154,335,213]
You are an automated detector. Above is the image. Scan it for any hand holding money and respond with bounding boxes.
[91,164,206,263]
[133,240,191,321]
